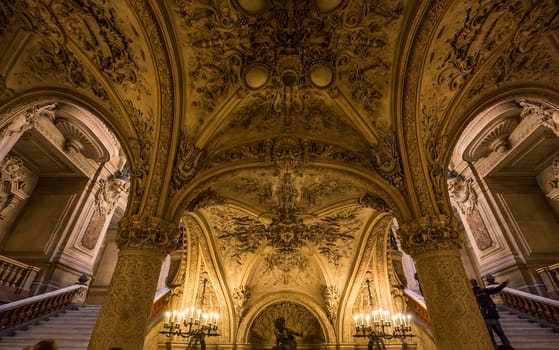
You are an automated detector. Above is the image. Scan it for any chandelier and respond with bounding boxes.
[353,280,415,350]
[160,279,220,348]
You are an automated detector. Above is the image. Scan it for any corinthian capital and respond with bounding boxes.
[116,215,178,255]
[397,215,463,257]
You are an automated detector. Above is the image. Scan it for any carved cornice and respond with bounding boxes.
[397,215,463,257]
[116,215,178,254]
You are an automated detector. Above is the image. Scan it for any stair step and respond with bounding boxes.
[0,305,101,349]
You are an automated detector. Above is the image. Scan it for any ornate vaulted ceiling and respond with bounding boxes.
[1,0,559,342]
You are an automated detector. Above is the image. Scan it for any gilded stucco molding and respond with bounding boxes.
[397,215,463,257]
[115,214,178,254]
[466,1,559,101]
[175,0,404,127]
[402,0,452,216]
[128,0,175,217]
[170,130,206,195]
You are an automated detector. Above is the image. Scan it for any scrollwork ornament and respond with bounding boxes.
[233,285,250,318]
[447,172,478,216]
[95,176,130,216]
[116,215,178,255]
[397,215,463,257]
[321,285,339,322]
[171,131,206,194]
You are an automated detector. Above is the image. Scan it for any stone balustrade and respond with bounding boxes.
[0,284,87,334]
[404,288,431,327]
[536,262,559,299]
[0,255,39,297]
[501,287,559,327]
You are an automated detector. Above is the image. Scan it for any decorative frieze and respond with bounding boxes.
[397,215,463,257]
[115,215,178,254]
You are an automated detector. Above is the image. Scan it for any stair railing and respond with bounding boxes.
[404,288,431,327]
[0,283,87,335]
[500,287,559,327]
[0,255,40,296]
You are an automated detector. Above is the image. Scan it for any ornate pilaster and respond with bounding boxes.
[397,215,493,350]
[88,215,177,350]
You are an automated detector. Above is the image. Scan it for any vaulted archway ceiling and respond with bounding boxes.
[1,0,558,331]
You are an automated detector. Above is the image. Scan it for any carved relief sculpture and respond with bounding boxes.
[0,155,28,220]
[321,285,339,322]
[447,172,493,251]
[518,99,559,137]
[233,285,250,318]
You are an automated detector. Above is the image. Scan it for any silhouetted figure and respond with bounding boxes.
[470,278,513,349]
[23,339,58,350]
[414,272,422,295]
[272,317,302,350]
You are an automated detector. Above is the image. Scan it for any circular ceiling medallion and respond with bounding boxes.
[235,0,267,14]
[309,63,334,88]
[314,0,344,11]
[243,64,270,90]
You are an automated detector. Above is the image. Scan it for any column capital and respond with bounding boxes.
[116,215,178,255]
[397,214,463,257]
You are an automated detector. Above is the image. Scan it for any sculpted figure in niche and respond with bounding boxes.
[272,317,303,350]
[447,171,477,216]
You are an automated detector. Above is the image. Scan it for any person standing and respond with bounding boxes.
[470,278,513,349]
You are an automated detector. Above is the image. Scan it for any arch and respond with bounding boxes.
[168,161,411,223]
[237,291,336,344]
[336,213,395,343]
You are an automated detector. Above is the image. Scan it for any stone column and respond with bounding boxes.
[88,215,176,350]
[398,215,493,350]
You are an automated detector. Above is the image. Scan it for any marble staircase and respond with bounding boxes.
[498,306,559,350]
[0,304,557,350]
[0,304,101,350]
